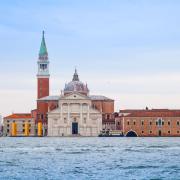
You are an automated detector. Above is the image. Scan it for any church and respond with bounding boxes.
[44,70,102,136]
[36,32,114,136]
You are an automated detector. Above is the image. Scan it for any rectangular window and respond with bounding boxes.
[149,121,152,125]
[133,121,136,125]
[141,121,144,125]
[127,121,129,125]
[168,121,170,125]
[177,121,180,125]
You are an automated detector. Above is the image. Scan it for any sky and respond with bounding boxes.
[0,0,180,116]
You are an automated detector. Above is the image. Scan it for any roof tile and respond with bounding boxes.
[4,113,32,119]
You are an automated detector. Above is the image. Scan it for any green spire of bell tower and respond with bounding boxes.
[37,31,50,77]
[39,31,48,60]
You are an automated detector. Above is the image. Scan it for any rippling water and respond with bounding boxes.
[0,137,180,180]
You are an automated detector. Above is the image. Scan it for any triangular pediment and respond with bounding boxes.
[60,92,90,100]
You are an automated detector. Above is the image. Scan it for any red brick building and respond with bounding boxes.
[115,109,180,137]
[90,95,115,129]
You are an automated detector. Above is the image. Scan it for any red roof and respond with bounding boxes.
[4,113,32,119]
[120,109,141,113]
[120,109,180,117]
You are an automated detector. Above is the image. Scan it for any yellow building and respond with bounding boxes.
[3,113,35,136]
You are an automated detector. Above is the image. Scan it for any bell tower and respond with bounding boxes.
[37,31,49,99]
[36,31,49,129]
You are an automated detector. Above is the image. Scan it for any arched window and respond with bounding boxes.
[141,120,144,125]
[158,119,162,126]
[156,118,164,126]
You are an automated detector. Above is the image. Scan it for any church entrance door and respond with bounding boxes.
[158,130,161,136]
[72,122,78,135]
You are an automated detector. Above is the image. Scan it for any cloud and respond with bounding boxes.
[1,0,180,116]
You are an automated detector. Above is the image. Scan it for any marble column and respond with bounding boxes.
[80,103,83,124]
[68,103,70,135]
[80,103,83,135]
[87,104,90,135]
[68,103,70,122]
[60,103,62,121]
[87,104,90,124]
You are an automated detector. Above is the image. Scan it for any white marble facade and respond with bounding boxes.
[48,92,102,136]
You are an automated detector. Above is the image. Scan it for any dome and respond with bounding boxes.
[64,69,89,96]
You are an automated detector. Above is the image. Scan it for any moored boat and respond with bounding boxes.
[99,129,124,137]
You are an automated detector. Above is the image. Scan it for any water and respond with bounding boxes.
[0,137,180,180]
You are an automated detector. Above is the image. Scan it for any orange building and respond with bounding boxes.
[115,109,180,137]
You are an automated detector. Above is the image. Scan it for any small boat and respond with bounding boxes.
[99,129,124,137]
